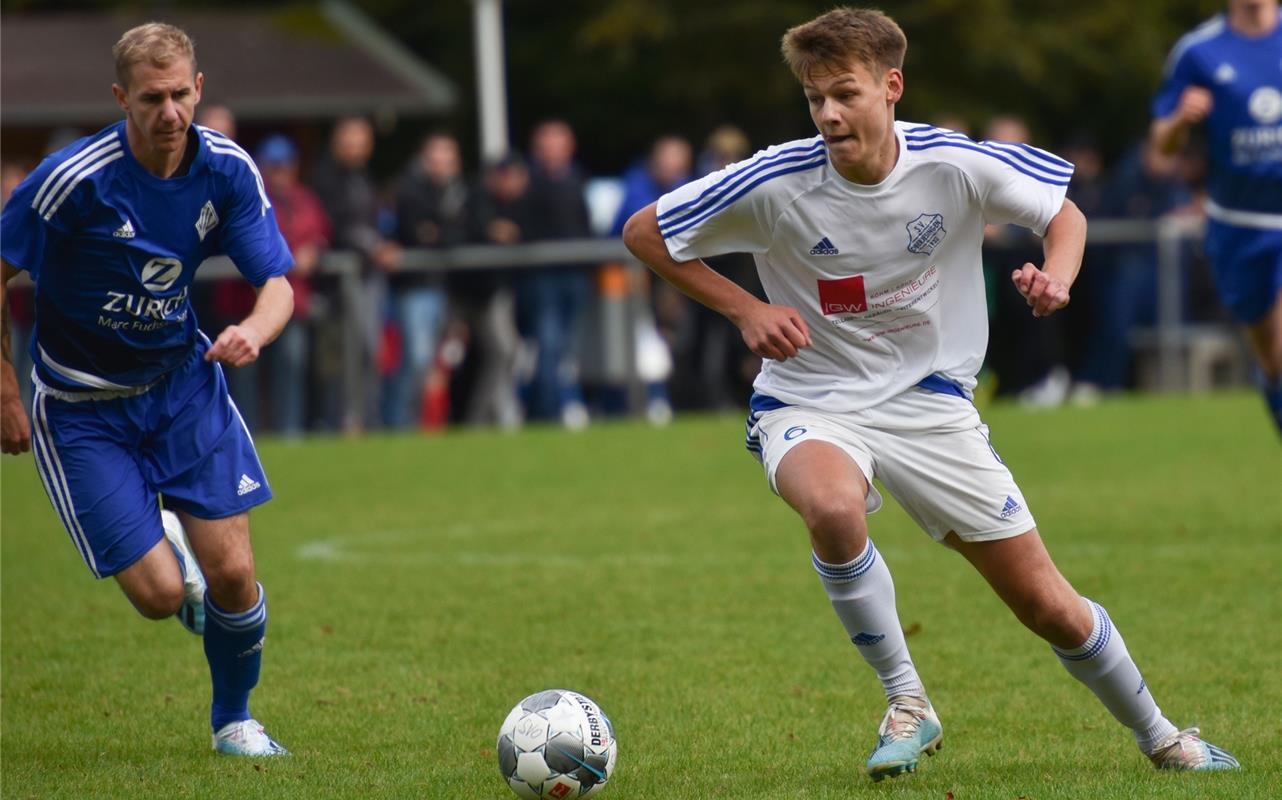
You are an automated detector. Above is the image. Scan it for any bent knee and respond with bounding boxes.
[129,581,185,620]
[204,558,258,610]
[1026,594,1092,647]
[800,493,867,537]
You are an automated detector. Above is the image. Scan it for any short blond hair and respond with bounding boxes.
[113,22,197,88]
[781,7,906,82]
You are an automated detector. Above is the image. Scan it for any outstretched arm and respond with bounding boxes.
[205,275,294,368]
[1010,198,1087,318]
[1,260,31,454]
[622,202,811,361]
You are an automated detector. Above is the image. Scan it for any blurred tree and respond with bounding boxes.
[0,0,1228,172]
[360,0,1225,170]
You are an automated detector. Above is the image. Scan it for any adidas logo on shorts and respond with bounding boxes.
[999,495,1022,519]
[237,474,262,496]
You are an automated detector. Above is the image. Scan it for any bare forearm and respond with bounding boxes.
[1042,199,1087,289]
[622,203,759,325]
[1149,115,1188,156]
[242,275,294,347]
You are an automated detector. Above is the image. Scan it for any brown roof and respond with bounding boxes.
[0,2,456,125]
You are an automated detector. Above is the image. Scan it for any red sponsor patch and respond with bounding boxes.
[817,276,867,315]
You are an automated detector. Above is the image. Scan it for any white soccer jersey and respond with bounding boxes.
[657,120,1072,414]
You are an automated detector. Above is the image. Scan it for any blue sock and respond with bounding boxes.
[1263,376,1282,436]
[203,583,266,732]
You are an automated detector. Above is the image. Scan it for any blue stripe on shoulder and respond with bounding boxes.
[658,139,823,225]
[660,156,826,239]
[905,140,1071,186]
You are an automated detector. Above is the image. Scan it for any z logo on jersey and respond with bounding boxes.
[99,257,188,330]
[141,257,183,292]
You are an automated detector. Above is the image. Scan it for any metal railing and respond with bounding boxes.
[12,217,1220,423]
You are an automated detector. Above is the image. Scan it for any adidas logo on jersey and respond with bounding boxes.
[237,474,262,496]
[999,495,1022,519]
[809,236,839,255]
[113,218,136,239]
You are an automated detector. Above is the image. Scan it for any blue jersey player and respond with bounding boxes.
[0,23,292,755]
[1151,0,1282,434]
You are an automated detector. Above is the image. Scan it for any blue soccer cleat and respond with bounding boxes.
[212,719,290,757]
[865,695,943,782]
[162,510,205,635]
[1147,727,1240,771]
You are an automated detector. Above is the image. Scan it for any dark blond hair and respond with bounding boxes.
[112,22,197,88]
[781,7,906,81]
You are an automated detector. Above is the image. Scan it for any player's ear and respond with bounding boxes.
[112,82,129,112]
[885,68,904,104]
[193,72,204,104]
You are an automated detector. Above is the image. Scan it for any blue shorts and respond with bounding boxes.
[28,340,271,578]
[1204,219,1282,324]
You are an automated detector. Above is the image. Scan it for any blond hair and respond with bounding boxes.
[112,22,197,88]
[781,7,906,81]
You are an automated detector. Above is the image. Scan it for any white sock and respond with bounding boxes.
[813,540,925,700]
[1054,599,1178,752]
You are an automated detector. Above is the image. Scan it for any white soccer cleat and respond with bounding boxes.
[865,695,943,781]
[1147,727,1240,771]
[161,510,205,635]
[212,719,290,757]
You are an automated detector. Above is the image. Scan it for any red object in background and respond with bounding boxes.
[377,321,402,378]
[419,328,467,431]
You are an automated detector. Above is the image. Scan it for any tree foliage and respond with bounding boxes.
[1,0,1228,171]
[366,0,1224,170]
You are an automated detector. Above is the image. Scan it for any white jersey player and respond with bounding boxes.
[624,5,1239,782]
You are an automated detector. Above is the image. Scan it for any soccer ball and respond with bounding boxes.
[497,689,618,799]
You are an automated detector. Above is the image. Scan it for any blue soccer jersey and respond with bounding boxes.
[1153,14,1282,221]
[0,122,293,392]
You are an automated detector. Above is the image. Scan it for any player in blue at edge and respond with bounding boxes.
[1152,0,1282,435]
[0,23,291,756]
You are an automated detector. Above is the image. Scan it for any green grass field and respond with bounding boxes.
[3,392,1280,799]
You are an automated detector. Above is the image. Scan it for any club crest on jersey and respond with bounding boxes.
[1248,86,1282,125]
[817,275,867,315]
[906,213,946,255]
[195,200,220,242]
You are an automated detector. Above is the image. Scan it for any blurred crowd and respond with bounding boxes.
[0,109,1229,435]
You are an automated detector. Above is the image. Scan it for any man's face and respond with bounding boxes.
[532,123,576,171]
[262,161,298,194]
[333,120,374,169]
[422,137,461,184]
[803,59,901,176]
[113,58,202,155]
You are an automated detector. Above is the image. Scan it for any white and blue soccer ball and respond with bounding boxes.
[497,689,618,799]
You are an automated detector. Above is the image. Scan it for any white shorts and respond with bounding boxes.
[745,389,1036,543]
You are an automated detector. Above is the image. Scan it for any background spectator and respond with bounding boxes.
[452,154,530,428]
[313,116,402,431]
[1075,140,1196,395]
[387,132,467,428]
[257,135,332,436]
[605,134,693,422]
[682,125,763,411]
[520,119,592,429]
